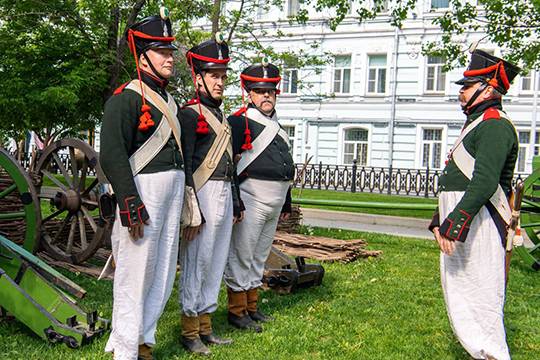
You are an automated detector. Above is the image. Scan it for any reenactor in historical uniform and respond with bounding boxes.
[429,49,520,360]
[178,36,243,355]
[224,62,294,332]
[100,9,188,360]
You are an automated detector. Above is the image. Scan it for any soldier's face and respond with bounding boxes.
[141,48,175,79]
[197,70,228,99]
[249,88,276,115]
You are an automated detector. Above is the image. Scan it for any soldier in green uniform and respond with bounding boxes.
[178,36,243,356]
[225,62,294,332]
[429,49,520,360]
[100,10,188,360]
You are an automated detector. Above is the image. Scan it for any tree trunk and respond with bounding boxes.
[103,0,147,103]
[211,0,222,36]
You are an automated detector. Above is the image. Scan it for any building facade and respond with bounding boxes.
[223,0,538,174]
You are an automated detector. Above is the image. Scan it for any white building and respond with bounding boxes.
[223,0,539,174]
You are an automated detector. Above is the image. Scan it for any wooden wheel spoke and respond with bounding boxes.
[66,216,77,254]
[0,183,17,199]
[42,208,66,223]
[42,170,68,192]
[51,152,73,188]
[69,147,79,188]
[77,211,88,249]
[50,215,72,245]
[80,205,98,232]
[82,199,98,207]
[81,178,99,197]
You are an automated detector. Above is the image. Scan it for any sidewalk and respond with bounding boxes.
[301,208,433,240]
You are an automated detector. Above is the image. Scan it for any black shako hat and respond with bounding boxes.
[240,62,281,90]
[127,11,177,55]
[187,35,230,73]
[124,7,177,132]
[455,49,520,95]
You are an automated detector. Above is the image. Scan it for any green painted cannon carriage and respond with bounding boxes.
[0,142,109,347]
[515,156,540,271]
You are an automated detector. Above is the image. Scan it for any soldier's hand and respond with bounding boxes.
[128,221,148,241]
[279,212,291,222]
[434,227,456,255]
[183,225,201,241]
[233,211,245,224]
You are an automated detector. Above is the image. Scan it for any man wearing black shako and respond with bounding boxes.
[100,8,196,360]
[429,49,520,360]
[225,61,294,333]
[177,35,244,356]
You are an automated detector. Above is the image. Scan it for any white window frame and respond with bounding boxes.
[415,125,447,170]
[338,124,372,166]
[520,70,539,94]
[367,54,387,95]
[515,128,539,173]
[282,68,299,94]
[332,55,352,94]
[279,120,302,162]
[425,56,446,93]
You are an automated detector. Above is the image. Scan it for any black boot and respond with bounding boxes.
[227,312,262,332]
[249,310,274,323]
[181,336,211,356]
[200,333,233,345]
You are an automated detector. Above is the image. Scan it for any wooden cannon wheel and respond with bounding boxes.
[518,168,540,271]
[36,139,111,264]
[0,148,41,253]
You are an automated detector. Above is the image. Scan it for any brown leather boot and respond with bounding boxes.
[199,313,233,346]
[181,314,211,356]
[247,288,273,323]
[137,344,153,360]
[227,287,262,332]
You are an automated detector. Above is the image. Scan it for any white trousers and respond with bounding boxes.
[179,180,233,317]
[224,179,289,291]
[439,191,510,360]
[105,170,185,360]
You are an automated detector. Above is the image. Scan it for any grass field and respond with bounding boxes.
[292,188,437,219]
[1,227,538,359]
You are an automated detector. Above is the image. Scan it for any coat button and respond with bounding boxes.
[453,230,458,234]
[457,224,462,228]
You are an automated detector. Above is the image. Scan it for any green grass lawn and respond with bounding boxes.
[293,188,437,219]
[1,228,538,359]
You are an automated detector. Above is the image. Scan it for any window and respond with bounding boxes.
[521,71,539,92]
[282,69,298,94]
[426,56,446,92]
[421,128,443,169]
[343,128,369,165]
[333,55,351,93]
[431,0,449,9]
[288,0,300,16]
[521,73,532,91]
[283,125,295,155]
[517,131,530,172]
[367,55,387,94]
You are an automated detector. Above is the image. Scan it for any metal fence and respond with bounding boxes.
[293,160,529,198]
[11,151,528,199]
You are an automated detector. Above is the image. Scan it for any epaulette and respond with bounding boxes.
[232,107,247,117]
[181,98,199,109]
[483,107,501,121]
[113,81,130,95]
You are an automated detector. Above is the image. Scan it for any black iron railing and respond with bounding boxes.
[293,160,528,198]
